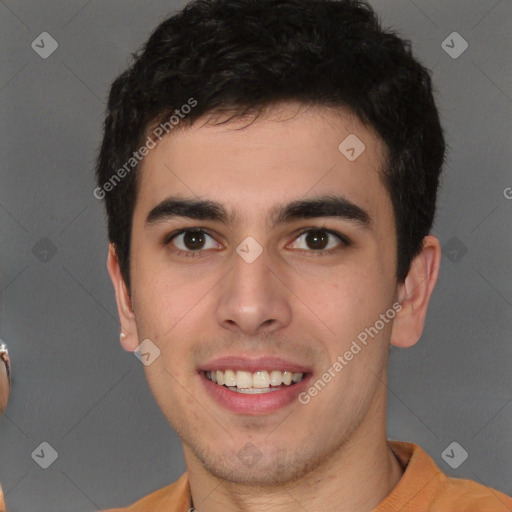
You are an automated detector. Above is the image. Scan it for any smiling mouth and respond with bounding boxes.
[204,369,306,394]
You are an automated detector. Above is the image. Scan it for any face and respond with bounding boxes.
[116,103,404,485]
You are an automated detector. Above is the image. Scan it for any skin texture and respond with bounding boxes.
[108,102,441,512]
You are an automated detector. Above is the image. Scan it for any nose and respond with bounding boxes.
[215,245,292,337]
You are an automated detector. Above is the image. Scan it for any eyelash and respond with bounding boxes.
[163,227,351,258]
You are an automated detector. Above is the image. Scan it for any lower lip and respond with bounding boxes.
[200,371,312,415]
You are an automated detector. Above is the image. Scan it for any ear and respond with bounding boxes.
[390,235,441,348]
[107,243,139,352]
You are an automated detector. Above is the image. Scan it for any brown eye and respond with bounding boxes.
[181,230,207,250]
[167,229,220,255]
[304,230,330,250]
[290,228,349,254]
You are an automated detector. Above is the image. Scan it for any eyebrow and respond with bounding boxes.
[145,194,372,230]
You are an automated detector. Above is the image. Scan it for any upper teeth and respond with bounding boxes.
[206,370,304,388]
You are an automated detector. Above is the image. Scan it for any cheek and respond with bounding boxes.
[132,258,202,338]
[292,265,396,380]
[296,263,389,327]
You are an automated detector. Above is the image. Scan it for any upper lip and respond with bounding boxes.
[199,356,311,374]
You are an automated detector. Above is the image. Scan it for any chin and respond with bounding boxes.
[193,443,319,487]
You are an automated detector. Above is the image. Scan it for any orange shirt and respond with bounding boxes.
[103,441,512,512]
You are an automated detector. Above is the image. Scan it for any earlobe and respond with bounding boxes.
[390,235,441,348]
[107,244,140,352]
[119,331,133,352]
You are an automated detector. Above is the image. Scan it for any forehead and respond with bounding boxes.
[134,103,391,229]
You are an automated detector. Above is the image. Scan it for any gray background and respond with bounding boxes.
[0,0,510,510]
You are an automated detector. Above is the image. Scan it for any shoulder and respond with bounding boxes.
[102,472,190,512]
[383,441,512,512]
[432,475,512,512]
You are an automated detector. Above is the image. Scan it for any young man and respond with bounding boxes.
[96,0,512,510]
